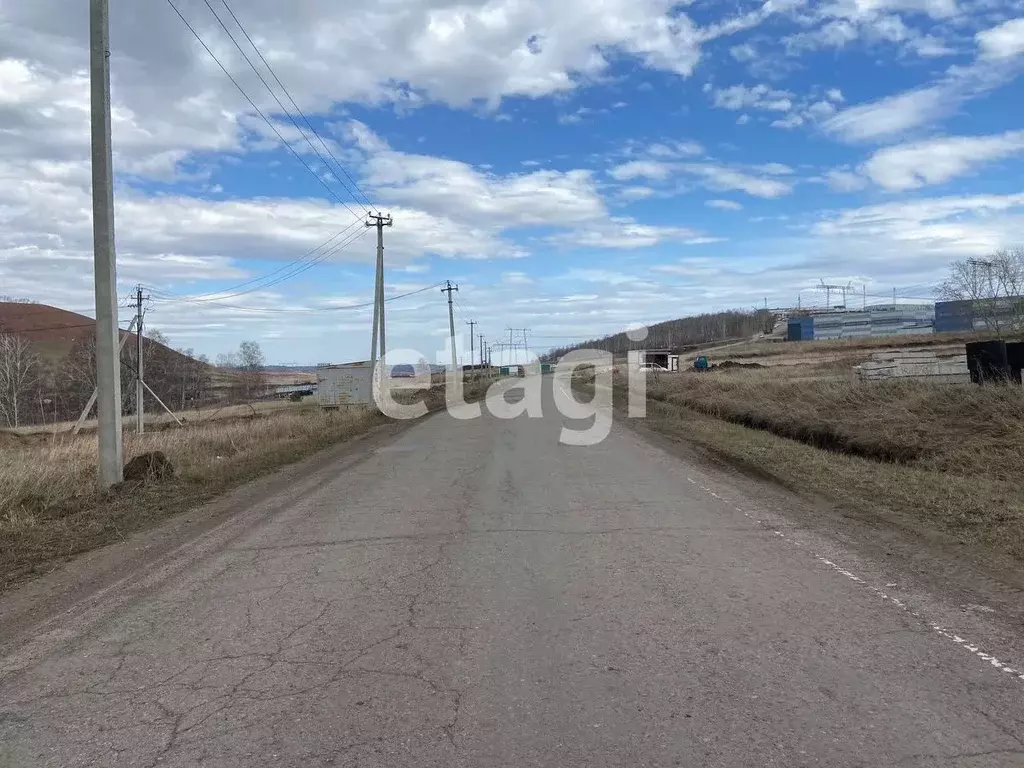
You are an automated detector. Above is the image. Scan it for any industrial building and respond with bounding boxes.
[787,305,935,342]
[935,297,1024,333]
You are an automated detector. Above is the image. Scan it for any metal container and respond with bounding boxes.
[316,362,373,407]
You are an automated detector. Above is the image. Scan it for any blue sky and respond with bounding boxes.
[2,0,1024,364]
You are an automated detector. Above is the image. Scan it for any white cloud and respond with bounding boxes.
[9,0,1024,364]
[706,199,744,210]
[862,131,1024,191]
[806,100,837,119]
[683,236,728,244]
[824,20,1024,142]
[908,35,956,57]
[549,218,704,249]
[712,83,794,111]
[713,82,854,129]
[608,154,795,198]
[782,0,958,59]
[730,43,758,61]
[824,169,868,192]
[811,193,1024,260]
[560,268,652,286]
[618,186,657,201]
[0,0,723,200]
[824,85,948,142]
[608,160,674,181]
[683,164,794,198]
[351,121,605,231]
[771,113,805,129]
[756,163,795,175]
[502,271,535,285]
[647,140,705,158]
[700,0,806,42]
[977,18,1024,60]
[649,143,678,157]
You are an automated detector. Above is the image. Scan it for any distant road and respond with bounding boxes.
[2,380,1023,766]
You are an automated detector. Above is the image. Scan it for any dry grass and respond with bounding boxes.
[643,398,1024,559]
[0,405,383,588]
[582,339,1024,560]
[720,330,1005,360]
[649,370,1024,479]
[0,379,489,589]
[12,396,313,436]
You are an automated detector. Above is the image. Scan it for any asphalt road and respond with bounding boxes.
[2,378,1024,767]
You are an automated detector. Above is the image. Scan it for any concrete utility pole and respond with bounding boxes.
[442,281,459,373]
[135,285,149,434]
[91,0,122,486]
[367,213,393,370]
[466,320,477,367]
[479,334,485,368]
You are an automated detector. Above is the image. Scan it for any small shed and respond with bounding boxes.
[639,349,673,369]
[316,362,373,407]
[787,317,814,341]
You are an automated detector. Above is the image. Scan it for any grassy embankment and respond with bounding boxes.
[0,381,484,590]
[589,335,1024,560]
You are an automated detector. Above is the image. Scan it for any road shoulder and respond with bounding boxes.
[618,408,1024,649]
[0,418,415,649]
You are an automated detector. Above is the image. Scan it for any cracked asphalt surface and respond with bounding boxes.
[2,379,1024,766]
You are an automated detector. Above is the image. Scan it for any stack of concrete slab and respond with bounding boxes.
[855,350,969,384]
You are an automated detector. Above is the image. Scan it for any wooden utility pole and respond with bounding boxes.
[442,281,459,372]
[90,0,122,485]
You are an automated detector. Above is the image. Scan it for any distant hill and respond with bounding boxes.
[0,302,224,428]
[0,302,99,356]
[539,309,777,361]
[0,302,97,339]
[0,302,174,364]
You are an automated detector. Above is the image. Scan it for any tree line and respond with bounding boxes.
[0,331,266,429]
[540,309,776,361]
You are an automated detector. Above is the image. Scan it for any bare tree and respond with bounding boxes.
[216,351,239,369]
[938,248,1024,337]
[0,332,40,428]
[237,341,265,399]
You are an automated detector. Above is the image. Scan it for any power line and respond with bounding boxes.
[150,281,443,315]
[2,320,134,335]
[147,227,370,309]
[164,0,366,218]
[451,295,471,324]
[147,218,366,303]
[197,0,369,217]
[215,0,375,213]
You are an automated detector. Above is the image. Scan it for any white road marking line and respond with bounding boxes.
[684,477,1024,685]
